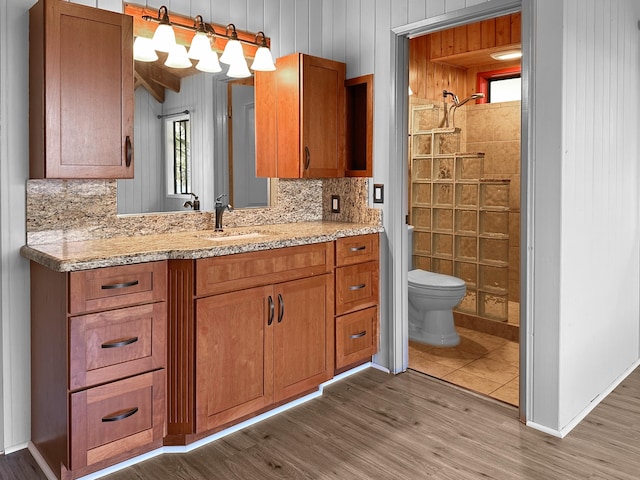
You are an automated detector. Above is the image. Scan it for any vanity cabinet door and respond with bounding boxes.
[29,0,134,179]
[195,286,275,433]
[255,53,345,178]
[273,273,334,403]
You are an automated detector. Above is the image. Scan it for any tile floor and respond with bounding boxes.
[408,326,519,406]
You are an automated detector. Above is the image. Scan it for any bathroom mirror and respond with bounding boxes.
[117,67,271,214]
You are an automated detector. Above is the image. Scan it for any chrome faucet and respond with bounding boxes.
[214,194,232,231]
[183,193,200,211]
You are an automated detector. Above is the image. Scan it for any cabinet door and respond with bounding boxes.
[195,286,274,433]
[30,0,133,179]
[301,54,345,178]
[273,274,334,403]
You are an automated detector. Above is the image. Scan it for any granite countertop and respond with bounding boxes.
[20,221,384,272]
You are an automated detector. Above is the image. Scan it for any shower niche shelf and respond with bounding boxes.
[409,114,510,322]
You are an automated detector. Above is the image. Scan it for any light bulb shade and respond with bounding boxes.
[133,37,158,62]
[165,44,192,69]
[152,23,176,53]
[188,32,212,60]
[196,50,222,73]
[250,46,276,71]
[226,56,251,78]
[219,39,244,65]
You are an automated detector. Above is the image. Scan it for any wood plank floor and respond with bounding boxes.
[5,366,640,479]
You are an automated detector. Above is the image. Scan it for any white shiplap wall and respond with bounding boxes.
[3,0,640,451]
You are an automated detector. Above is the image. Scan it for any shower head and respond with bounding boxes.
[456,92,485,107]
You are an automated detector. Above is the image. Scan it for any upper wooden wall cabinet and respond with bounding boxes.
[29,0,134,179]
[255,53,373,179]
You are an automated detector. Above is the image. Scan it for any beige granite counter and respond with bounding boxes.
[21,222,384,272]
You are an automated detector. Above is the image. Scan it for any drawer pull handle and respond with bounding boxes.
[101,280,139,290]
[304,146,311,170]
[101,337,139,349]
[268,296,274,326]
[350,246,366,252]
[125,135,133,167]
[350,331,367,339]
[277,293,284,323]
[349,284,366,291]
[102,407,139,423]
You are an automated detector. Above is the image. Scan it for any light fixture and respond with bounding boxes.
[165,44,192,69]
[196,50,222,73]
[188,15,213,60]
[490,49,522,61]
[138,7,276,78]
[133,36,158,62]
[250,32,276,71]
[150,6,176,53]
[219,24,245,65]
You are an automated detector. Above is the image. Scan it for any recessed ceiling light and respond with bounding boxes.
[490,49,522,61]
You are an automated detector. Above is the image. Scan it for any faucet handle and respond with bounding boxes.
[215,193,227,203]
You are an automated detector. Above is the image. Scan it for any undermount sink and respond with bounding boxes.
[196,231,267,242]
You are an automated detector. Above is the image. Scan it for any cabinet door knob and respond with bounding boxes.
[268,295,274,326]
[101,280,139,290]
[350,331,367,339]
[125,135,133,167]
[102,406,139,423]
[277,293,284,323]
[304,146,310,170]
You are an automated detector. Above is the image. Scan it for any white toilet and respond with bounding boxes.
[408,226,466,347]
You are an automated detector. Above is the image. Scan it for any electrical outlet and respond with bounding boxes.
[331,195,340,213]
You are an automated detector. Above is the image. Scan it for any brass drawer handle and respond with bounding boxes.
[350,331,367,339]
[350,246,366,252]
[101,336,139,349]
[102,407,139,423]
[101,280,139,290]
[349,284,366,291]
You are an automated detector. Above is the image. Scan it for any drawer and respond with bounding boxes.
[69,261,167,315]
[336,234,379,267]
[336,307,378,370]
[335,261,379,316]
[69,303,166,390]
[196,242,333,296]
[70,370,165,471]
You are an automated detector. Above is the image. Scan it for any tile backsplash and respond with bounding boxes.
[26,177,381,245]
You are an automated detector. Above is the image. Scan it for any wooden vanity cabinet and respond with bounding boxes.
[30,261,166,480]
[334,234,380,372]
[167,243,334,444]
[255,53,346,178]
[29,0,134,179]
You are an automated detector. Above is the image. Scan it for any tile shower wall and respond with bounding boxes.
[26,178,380,245]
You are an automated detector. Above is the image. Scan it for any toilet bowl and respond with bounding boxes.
[408,226,466,347]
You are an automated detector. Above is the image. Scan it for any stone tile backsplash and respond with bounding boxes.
[26,177,381,245]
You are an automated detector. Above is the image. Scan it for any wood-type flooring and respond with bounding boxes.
[4,366,640,479]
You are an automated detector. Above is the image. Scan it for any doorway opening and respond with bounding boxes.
[406,12,522,408]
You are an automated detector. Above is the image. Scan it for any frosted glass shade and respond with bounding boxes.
[165,44,192,69]
[250,46,275,71]
[133,37,158,62]
[219,39,244,65]
[226,56,251,78]
[152,23,176,53]
[188,32,212,60]
[196,50,222,73]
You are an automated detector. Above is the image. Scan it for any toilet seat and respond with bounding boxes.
[408,269,466,290]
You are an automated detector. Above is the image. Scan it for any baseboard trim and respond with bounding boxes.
[527,358,640,438]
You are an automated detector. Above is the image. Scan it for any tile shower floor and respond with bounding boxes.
[409,326,519,406]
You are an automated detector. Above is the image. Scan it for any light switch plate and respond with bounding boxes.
[373,184,384,204]
[331,195,340,213]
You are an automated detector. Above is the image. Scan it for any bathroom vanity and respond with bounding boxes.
[22,224,381,479]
